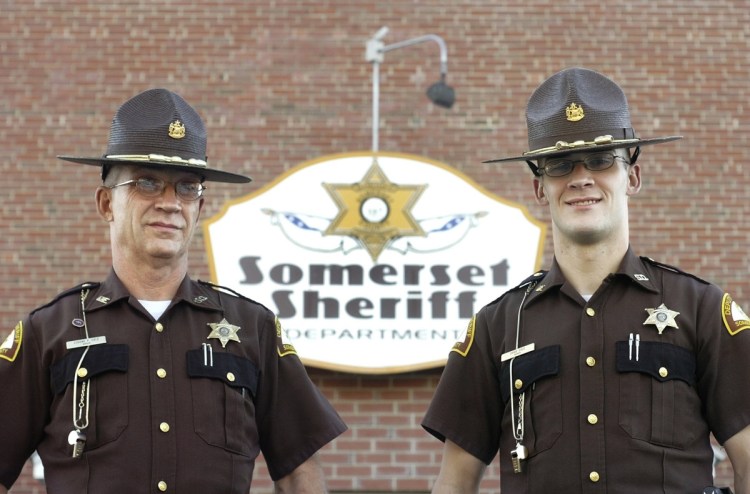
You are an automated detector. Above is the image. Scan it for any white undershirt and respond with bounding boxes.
[582,294,593,302]
[139,300,171,320]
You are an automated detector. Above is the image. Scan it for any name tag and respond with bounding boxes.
[66,336,107,350]
[501,343,535,362]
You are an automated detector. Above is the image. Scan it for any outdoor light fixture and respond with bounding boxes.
[365,26,455,152]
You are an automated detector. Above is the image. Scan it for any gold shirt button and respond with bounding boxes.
[227,372,236,382]
[586,356,596,367]
[159,422,170,433]
[156,368,167,378]
[155,323,164,333]
[514,379,523,390]
[590,471,600,482]
[77,367,88,378]
[659,367,668,378]
[158,481,167,492]
[587,414,598,425]
[586,307,596,317]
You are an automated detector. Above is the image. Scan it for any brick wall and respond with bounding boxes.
[2,0,747,492]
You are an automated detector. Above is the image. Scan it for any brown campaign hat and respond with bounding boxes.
[58,88,252,183]
[484,67,681,167]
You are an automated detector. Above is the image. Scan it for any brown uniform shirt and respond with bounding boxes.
[423,248,750,493]
[0,270,346,493]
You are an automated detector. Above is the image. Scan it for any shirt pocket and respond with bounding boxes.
[500,345,562,455]
[616,340,706,448]
[187,349,260,457]
[50,344,130,449]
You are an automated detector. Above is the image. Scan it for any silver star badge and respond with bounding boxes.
[207,318,241,348]
[643,303,680,335]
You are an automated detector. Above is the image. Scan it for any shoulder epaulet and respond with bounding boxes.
[31,282,101,314]
[198,280,251,300]
[197,280,265,306]
[486,270,548,307]
[514,270,548,290]
[640,257,710,285]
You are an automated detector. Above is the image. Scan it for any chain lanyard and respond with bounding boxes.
[508,280,536,473]
[511,390,525,444]
[69,288,92,457]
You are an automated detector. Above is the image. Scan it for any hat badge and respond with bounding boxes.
[565,102,584,122]
[168,120,186,139]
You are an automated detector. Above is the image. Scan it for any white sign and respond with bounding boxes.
[204,152,545,373]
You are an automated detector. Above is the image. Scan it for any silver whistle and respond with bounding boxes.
[511,443,527,473]
[68,430,87,458]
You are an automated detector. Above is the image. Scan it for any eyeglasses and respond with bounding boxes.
[107,176,206,201]
[539,153,630,177]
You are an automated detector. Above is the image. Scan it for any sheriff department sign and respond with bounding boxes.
[204,152,545,373]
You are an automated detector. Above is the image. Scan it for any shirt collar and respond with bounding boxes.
[83,269,223,313]
[525,246,659,305]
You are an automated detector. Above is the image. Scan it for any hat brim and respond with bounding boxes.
[483,136,682,163]
[57,156,252,184]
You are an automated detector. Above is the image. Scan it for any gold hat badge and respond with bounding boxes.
[565,102,584,122]
[168,120,186,139]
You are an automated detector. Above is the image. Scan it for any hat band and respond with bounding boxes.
[524,135,640,156]
[105,154,208,168]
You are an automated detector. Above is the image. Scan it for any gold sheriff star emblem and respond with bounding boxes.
[207,318,241,348]
[323,160,426,261]
[643,303,680,335]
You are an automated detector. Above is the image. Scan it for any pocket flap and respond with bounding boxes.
[186,349,259,398]
[616,340,695,385]
[50,344,129,394]
[500,345,560,402]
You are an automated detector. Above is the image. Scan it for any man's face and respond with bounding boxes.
[532,149,641,246]
[97,165,205,267]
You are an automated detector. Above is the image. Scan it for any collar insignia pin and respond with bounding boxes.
[95,296,110,304]
[643,303,680,334]
[207,318,241,348]
[193,296,208,304]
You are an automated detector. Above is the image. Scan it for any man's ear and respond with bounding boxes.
[196,197,205,223]
[95,186,114,222]
[533,177,548,205]
[626,163,642,196]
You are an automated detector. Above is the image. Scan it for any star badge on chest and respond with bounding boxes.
[207,318,241,348]
[643,303,680,335]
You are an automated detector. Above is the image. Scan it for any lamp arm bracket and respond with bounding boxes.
[381,34,448,75]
